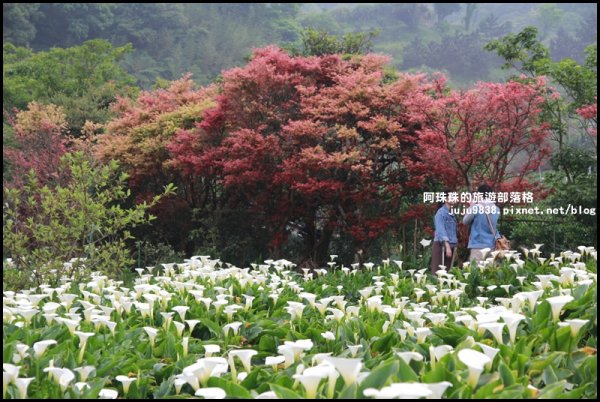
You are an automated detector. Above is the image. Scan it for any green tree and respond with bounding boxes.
[486,26,597,249]
[3,40,137,134]
[3,151,176,288]
[287,27,379,56]
[3,3,41,46]
[509,148,597,251]
[33,3,114,48]
[483,26,550,74]
[485,28,597,177]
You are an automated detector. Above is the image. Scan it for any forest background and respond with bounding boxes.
[3,3,597,285]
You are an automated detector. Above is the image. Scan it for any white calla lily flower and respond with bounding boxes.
[364,382,432,399]
[74,366,96,382]
[545,295,574,321]
[203,344,220,357]
[98,388,119,399]
[222,321,242,337]
[115,375,136,395]
[143,326,159,347]
[457,348,491,388]
[293,373,325,399]
[477,322,505,345]
[322,357,362,386]
[347,344,363,358]
[229,349,258,372]
[195,387,226,399]
[265,355,285,371]
[424,381,453,399]
[14,377,34,399]
[501,313,526,344]
[476,343,499,370]
[396,351,424,364]
[563,319,589,337]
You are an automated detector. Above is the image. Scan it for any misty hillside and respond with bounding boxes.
[4,3,597,88]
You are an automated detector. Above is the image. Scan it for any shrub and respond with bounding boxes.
[3,151,175,288]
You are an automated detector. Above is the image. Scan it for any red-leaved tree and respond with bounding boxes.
[168,47,440,264]
[577,98,597,140]
[95,75,217,250]
[4,102,69,188]
[407,78,552,194]
[97,47,556,265]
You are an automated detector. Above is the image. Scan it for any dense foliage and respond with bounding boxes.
[3,151,175,288]
[91,46,558,266]
[485,27,597,249]
[3,40,137,135]
[2,248,597,398]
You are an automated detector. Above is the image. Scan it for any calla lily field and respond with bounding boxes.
[3,246,597,399]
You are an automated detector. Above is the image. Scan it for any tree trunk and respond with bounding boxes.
[304,212,317,264]
[315,225,333,267]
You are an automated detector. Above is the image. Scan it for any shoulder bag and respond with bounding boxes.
[485,213,511,253]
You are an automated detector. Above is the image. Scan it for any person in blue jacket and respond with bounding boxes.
[431,190,457,274]
[463,183,500,262]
